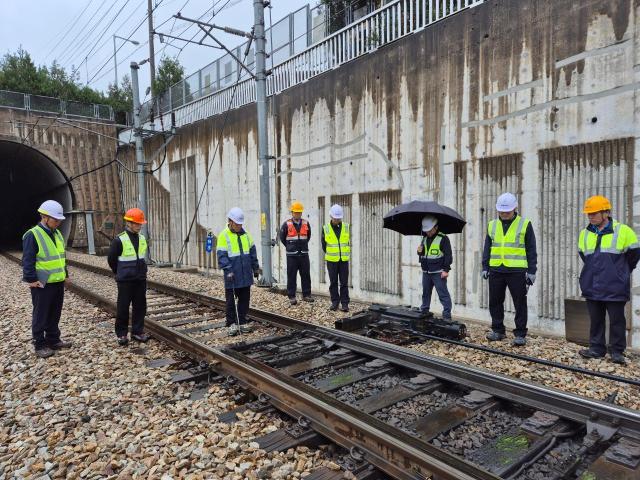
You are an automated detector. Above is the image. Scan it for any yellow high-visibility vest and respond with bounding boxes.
[488,215,530,268]
[323,222,350,262]
[24,225,66,284]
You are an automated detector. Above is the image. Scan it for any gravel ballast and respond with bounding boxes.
[0,255,341,479]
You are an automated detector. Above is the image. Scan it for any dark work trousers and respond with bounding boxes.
[115,280,147,337]
[586,300,627,355]
[421,272,452,319]
[31,282,65,349]
[287,255,311,298]
[327,261,350,306]
[225,286,251,326]
[488,271,528,337]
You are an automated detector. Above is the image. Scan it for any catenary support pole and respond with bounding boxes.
[254,0,273,285]
[130,62,150,261]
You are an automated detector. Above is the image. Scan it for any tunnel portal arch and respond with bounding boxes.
[0,140,74,247]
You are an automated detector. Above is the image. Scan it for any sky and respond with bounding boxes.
[0,0,311,97]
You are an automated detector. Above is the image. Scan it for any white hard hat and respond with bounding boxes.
[227,207,245,225]
[37,200,65,220]
[421,215,438,232]
[496,192,518,212]
[329,204,344,219]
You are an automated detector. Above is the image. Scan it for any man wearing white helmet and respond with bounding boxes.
[22,200,73,358]
[217,207,261,336]
[321,204,351,311]
[481,192,537,346]
[417,215,453,319]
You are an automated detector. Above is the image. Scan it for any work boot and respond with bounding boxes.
[578,348,605,359]
[240,324,253,333]
[35,347,55,359]
[329,303,339,311]
[486,331,506,341]
[117,336,129,346]
[289,297,298,306]
[340,304,349,312]
[512,336,527,347]
[302,296,315,303]
[49,339,73,350]
[132,333,150,343]
[228,324,239,336]
[610,352,627,365]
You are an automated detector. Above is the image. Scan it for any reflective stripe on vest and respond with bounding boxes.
[118,231,147,262]
[217,227,253,257]
[488,216,530,268]
[424,233,445,260]
[323,222,350,262]
[578,221,639,256]
[286,219,309,240]
[25,225,66,284]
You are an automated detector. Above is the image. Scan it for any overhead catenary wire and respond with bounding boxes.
[86,0,167,85]
[72,0,149,75]
[174,28,253,266]
[42,0,97,62]
[57,0,114,67]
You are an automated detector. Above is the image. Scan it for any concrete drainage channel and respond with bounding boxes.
[7,252,640,480]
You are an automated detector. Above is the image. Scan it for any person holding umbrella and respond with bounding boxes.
[481,192,537,346]
[417,215,453,319]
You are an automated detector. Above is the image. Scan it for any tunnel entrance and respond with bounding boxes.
[1,140,73,248]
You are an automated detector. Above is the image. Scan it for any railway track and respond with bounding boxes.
[5,252,640,480]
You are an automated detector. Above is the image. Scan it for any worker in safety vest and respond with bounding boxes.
[417,215,452,319]
[481,192,537,346]
[108,208,150,346]
[280,201,314,305]
[577,195,640,365]
[22,200,72,358]
[217,207,261,336]
[321,204,351,312]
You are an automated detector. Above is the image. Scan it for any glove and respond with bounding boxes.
[481,271,489,280]
[526,273,535,286]
[253,267,262,279]
[226,271,235,281]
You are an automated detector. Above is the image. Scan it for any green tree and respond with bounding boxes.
[0,48,134,122]
[152,55,184,97]
[107,75,133,124]
[0,47,45,93]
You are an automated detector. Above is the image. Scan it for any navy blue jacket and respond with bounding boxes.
[217,228,260,289]
[481,215,537,274]
[107,231,148,282]
[418,233,452,273]
[578,221,640,302]
[22,223,68,283]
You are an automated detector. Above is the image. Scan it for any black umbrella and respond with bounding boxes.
[383,200,466,235]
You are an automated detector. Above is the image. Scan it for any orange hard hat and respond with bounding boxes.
[123,208,147,224]
[583,195,612,214]
[290,201,304,213]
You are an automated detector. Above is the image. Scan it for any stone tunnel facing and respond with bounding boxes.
[1,140,73,248]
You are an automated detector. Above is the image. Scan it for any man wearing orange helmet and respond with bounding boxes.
[108,208,150,346]
[578,195,639,365]
[279,201,314,305]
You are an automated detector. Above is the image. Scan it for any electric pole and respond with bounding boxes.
[163,6,274,281]
[147,0,156,88]
[130,61,150,260]
[254,0,273,285]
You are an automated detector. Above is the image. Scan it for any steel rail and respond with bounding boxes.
[62,258,640,390]
[18,256,495,479]
[57,255,640,439]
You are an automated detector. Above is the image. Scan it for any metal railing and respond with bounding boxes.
[0,89,114,121]
[127,0,483,138]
